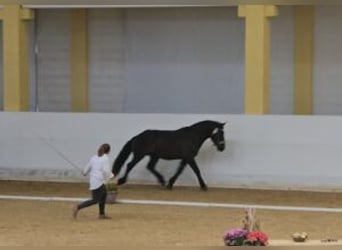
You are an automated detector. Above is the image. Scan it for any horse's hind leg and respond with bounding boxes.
[118,154,144,185]
[188,159,207,191]
[146,157,165,186]
[166,160,187,190]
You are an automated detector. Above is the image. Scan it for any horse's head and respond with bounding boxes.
[210,122,226,152]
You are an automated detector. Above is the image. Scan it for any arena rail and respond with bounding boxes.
[1,194,342,213]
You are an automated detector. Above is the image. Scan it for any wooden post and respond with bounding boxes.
[71,9,89,112]
[1,5,34,111]
[294,6,314,115]
[238,5,278,114]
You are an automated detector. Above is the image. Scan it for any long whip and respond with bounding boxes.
[37,135,83,174]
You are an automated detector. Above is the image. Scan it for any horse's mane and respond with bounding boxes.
[145,121,221,133]
[188,120,221,129]
[190,120,220,127]
[175,120,221,134]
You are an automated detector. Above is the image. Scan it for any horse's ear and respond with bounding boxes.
[221,122,226,127]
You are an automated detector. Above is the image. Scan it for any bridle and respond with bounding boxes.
[211,128,225,146]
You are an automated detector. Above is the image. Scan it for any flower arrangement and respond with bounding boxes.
[223,228,268,246]
[244,230,269,246]
[223,228,248,246]
[223,208,269,246]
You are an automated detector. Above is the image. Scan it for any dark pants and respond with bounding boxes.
[77,184,107,215]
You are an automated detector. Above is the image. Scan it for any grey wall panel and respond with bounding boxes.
[123,7,245,114]
[0,23,3,111]
[314,6,342,115]
[88,9,125,113]
[270,6,294,115]
[36,10,71,112]
[29,20,37,111]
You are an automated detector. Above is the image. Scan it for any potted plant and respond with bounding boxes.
[223,208,269,246]
[105,182,118,204]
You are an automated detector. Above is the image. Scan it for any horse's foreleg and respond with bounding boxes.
[167,160,187,190]
[188,159,207,191]
[146,157,165,186]
[118,155,143,185]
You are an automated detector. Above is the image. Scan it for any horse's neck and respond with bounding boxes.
[191,125,213,145]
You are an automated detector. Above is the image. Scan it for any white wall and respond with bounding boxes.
[1,112,342,191]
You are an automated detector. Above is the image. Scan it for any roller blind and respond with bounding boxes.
[36,9,71,112]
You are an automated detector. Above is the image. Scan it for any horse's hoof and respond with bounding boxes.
[201,186,208,191]
[166,184,173,190]
[118,178,126,185]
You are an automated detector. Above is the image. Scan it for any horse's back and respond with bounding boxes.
[132,129,196,159]
[134,129,188,146]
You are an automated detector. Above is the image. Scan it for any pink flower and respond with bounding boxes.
[246,231,268,244]
[223,228,248,246]
[223,228,248,240]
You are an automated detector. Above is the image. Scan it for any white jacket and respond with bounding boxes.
[83,154,114,190]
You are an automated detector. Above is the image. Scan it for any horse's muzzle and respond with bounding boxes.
[217,144,225,151]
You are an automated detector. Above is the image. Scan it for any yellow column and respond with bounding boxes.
[238,5,278,114]
[294,6,314,115]
[71,9,89,112]
[1,5,33,111]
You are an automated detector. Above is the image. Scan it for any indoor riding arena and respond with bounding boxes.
[1,0,342,247]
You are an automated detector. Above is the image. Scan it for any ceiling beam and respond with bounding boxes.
[0,0,341,8]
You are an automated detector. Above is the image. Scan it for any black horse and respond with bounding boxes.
[112,120,226,190]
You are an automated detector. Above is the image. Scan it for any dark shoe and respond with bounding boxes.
[99,214,111,220]
[72,205,79,219]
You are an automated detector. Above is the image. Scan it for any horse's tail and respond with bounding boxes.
[112,139,133,176]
